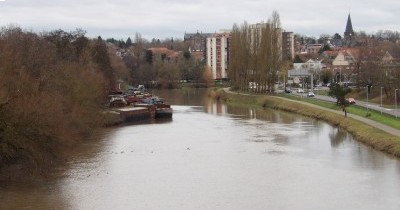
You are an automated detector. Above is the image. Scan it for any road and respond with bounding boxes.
[277,94,400,137]
[290,89,400,118]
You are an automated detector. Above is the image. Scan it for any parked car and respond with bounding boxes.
[285,89,292,93]
[347,98,356,104]
[297,89,304,93]
[307,92,315,97]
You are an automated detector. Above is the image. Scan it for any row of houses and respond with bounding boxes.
[289,48,400,89]
[288,50,356,88]
[286,13,359,87]
[184,13,400,88]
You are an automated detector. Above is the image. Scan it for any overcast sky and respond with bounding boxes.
[1,0,399,40]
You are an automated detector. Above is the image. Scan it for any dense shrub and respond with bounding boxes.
[0,26,112,176]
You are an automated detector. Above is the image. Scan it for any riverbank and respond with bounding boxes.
[209,88,400,158]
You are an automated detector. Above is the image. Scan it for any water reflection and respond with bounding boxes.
[206,99,228,115]
[153,88,209,106]
[329,127,348,147]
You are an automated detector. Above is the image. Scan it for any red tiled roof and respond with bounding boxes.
[148,47,181,58]
[191,52,204,60]
[296,53,319,62]
[322,50,339,57]
[341,48,359,57]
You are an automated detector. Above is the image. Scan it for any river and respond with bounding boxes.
[1,88,399,210]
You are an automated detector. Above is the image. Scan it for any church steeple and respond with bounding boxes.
[344,13,355,40]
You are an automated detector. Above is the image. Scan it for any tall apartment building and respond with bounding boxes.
[249,22,267,50]
[248,22,283,60]
[206,33,230,79]
[282,32,295,60]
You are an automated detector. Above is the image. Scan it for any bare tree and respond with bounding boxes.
[0,26,109,175]
[228,11,283,93]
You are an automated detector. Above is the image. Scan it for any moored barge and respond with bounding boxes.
[107,88,173,123]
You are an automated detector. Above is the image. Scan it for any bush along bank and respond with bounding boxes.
[209,88,400,158]
[0,27,112,180]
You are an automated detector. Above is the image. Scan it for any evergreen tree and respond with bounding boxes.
[328,83,351,105]
[333,33,342,39]
[126,37,132,47]
[319,44,331,53]
[118,40,126,48]
[183,50,191,60]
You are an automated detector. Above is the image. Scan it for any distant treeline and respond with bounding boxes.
[107,32,209,89]
[0,26,115,177]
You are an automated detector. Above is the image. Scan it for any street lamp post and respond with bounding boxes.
[396,89,399,118]
[381,87,383,115]
[366,85,369,111]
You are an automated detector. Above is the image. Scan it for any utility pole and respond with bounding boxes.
[396,89,399,118]
[381,87,383,115]
[366,85,369,112]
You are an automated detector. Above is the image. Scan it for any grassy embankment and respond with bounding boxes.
[209,88,400,158]
[281,94,400,130]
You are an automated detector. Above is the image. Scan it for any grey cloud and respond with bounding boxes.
[0,0,399,39]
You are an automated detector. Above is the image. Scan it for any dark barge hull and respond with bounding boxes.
[113,103,172,124]
[155,108,173,118]
[115,107,152,122]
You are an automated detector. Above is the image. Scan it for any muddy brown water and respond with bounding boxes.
[1,89,399,210]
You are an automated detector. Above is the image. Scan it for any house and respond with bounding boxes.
[319,50,339,64]
[381,51,396,64]
[331,49,358,84]
[184,31,212,53]
[299,44,323,55]
[380,51,400,84]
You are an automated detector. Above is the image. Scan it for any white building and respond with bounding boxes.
[289,59,326,87]
[206,32,230,79]
[294,59,325,72]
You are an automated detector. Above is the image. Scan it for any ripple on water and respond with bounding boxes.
[240,117,313,143]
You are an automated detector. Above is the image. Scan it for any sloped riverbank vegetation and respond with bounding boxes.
[0,27,113,179]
